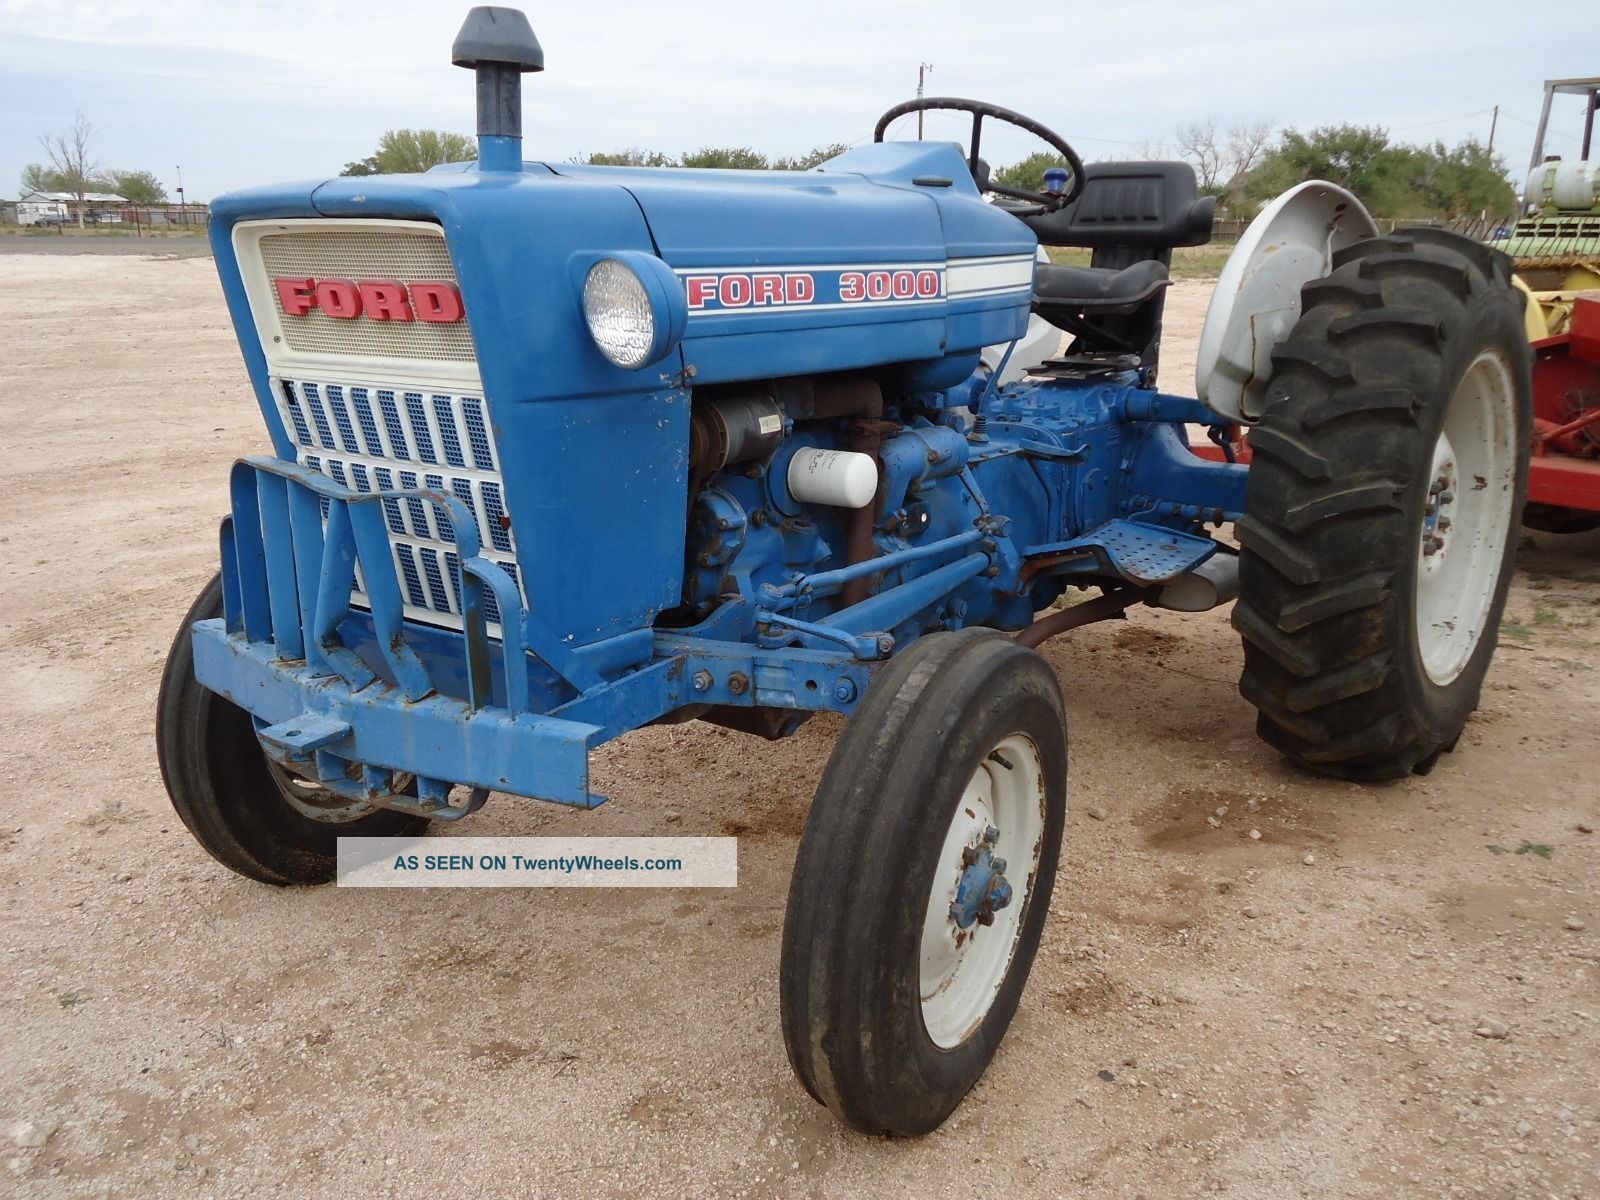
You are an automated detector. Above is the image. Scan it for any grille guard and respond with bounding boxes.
[199,456,606,813]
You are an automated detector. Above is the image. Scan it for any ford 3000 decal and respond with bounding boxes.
[677,255,1034,316]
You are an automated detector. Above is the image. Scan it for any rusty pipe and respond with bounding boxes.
[1015,587,1151,649]
[761,372,888,607]
[779,372,882,422]
[839,385,886,609]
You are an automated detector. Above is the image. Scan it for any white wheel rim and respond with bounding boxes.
[919,733,1047,1050]
[1415,349,1518,686]
[266,758,385,824]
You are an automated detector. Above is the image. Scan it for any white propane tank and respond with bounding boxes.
[787,448,878,508]
[1525,160,1600,212]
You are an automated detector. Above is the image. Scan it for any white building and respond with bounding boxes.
[17,190,129,226]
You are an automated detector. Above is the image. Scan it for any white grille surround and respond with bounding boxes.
[234,218,481,389]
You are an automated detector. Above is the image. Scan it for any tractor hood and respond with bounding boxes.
[209,140,1037,403]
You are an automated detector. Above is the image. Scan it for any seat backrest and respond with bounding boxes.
[1020,162,1213,386]
[1025,161,1215,250]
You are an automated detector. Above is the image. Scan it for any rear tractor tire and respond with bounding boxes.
[156,574,430,885]
[779,629,1067,1136]
[1234,229,1531,781]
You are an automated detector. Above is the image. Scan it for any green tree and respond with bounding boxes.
[1231,124,1513,219]
[1277,125,1413,212]
[105,169,167,204]
[678,146,770,170]
[581,145,847,171]
[19,162,67,195]
[580,148,676,167]
[772,142,850,171]
[341,130,476,176]
[1416,138,1517,217]
[994,150,1070,194]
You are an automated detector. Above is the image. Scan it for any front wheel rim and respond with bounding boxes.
[919,733,1047,1049]
[265,758,386,824]
[1415,348,1518,686]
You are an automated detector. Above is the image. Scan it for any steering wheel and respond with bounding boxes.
[873,97,1086,212]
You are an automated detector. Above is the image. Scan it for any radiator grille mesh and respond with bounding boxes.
[258,228,476,361]
[276,377,521,632]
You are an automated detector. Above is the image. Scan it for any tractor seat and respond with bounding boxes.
[1032,259,1171,317]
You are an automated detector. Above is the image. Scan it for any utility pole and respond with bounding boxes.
[917,63,932,139]
[176,165,185,227]
[1486,105,1498,158]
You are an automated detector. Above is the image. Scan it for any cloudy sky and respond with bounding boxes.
[1,0,1595,202]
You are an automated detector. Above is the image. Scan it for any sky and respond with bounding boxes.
[1,0,1595,203]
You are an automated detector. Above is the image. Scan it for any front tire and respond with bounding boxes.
[1234,229,1531,781]
[156,574,429,885]
[779,629,1067,1135]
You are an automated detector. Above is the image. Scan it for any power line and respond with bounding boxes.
[876,110,1148,149]
[1387,108,1494,133]
[1497,108,1582,141]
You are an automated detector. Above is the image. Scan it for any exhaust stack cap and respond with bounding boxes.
[453,7,542,170]
[451,6,543,73]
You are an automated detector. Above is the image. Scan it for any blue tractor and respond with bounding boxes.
[158,7,1533,1135]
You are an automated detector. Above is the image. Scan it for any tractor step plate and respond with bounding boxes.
[1025,519,1216,585]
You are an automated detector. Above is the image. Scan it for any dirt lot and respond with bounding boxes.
[1,252,1597,1200]
[0,233,212,257]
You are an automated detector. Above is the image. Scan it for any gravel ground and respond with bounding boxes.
[1,252,1597,1199]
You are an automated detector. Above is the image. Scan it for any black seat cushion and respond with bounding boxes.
[1032,259,1170,313]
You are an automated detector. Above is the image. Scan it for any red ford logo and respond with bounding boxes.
[272,277,465,324]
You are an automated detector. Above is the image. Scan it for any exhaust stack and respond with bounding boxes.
[452,6,543,173]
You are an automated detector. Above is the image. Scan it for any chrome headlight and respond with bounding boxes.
[581,253,686,369]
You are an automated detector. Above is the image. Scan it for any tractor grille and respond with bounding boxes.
[258,227,476,362]
[273,376,522,632]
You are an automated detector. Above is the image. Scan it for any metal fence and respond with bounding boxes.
[1,202,211,234]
